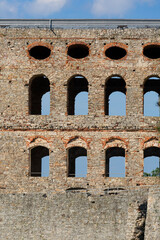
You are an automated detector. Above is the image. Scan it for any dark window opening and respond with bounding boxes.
[30,146,49,177]
[68,147,87,177]
[105,46,127,60]
[144,77,160,116]
[67,44,89,59]
[67,75,88,115]
[105,147,125,177]
[105,76,126,115]
[29,46,51,60]
[143,147,160,176]
[29,75,50,115]
[143,45,160,59]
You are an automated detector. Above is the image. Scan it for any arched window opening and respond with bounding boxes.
[67,75,88,115]
[143,147,160,177]
[105,76,126,115]
[29,75,50,115]
[75,91,88,115]
[143,77,160,117]
[143,45,160,59]
[67,44,89,59]
[105,147,125,177]
[29,46,51,60]
[105,46,127,60]
[30,146,49,177]
[68,147,87,177]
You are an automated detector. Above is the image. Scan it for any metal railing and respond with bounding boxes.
[0,19,160,29]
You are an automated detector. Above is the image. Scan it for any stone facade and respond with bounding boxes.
[0,22,160,239]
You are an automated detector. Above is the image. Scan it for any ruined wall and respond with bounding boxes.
[0,27,160,190]
[1,187,160,240]
[0,25,160,239]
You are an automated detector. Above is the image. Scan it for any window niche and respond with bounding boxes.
[67,75,88,115]
[105,147,125,177]
[143,44,160,59]
[143,76,160,117]
[67,147,87,177]
[105,46,127,60]
[67,44,89,59]
[105,76,126,116]
[28,45,51,60]
[30,146,49,177]
[29,75,50,115]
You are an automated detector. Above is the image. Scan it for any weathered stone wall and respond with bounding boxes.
[0,188,150,240]
[145,187,160,240]
[0,27,160,190]
[1,187,159,240]
[0,25,160,239]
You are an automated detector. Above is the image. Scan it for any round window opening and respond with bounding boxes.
[67,44,89,59]
[29,46,51,60]
[143,45,160,59]
[105,46,127,60]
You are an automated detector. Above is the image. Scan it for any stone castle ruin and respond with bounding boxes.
[0,19,160,239]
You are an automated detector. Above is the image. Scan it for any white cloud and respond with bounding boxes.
[92,0,154,17]
[26,0,67,17]
[0,0,67,18]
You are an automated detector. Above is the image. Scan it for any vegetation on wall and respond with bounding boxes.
[143,167,160,177]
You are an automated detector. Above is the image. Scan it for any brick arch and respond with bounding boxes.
[62,136,91,149]
[66,41,90,60]
[104,42,128,61]
[142,137,160,150]
[27,136,52,150]
[27,41,52,61]
[102,137,128,150]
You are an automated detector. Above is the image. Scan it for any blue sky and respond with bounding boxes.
[0,0,160,19]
